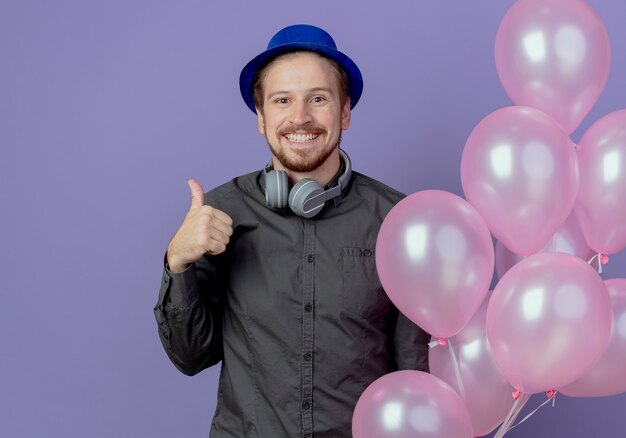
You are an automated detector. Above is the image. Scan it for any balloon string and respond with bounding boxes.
[549,232,557,252]
[494,392,530,438]
[495,393,520,437]
[446,338,466,401]
[587,253,604,274]
[507,391,558,433]
[506,393,530,432]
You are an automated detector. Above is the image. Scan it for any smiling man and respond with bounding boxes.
[154,24,429,438]
[256,51,350,180]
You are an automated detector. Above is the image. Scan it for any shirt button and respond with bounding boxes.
[303,352,312,361]
[304,303,313,312]
[307,254,315,263]
[302,401,311,410]
[363,249,373,257]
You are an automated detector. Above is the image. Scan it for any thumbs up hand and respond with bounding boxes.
[166,179,234,273]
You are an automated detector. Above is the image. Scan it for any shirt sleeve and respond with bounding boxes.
[153,252,227,376]
[391,308,431,372]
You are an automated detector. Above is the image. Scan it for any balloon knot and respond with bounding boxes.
[546,390,557,398]
[428,338,448,349]
[512,390,522,400]
[600,254,609,265]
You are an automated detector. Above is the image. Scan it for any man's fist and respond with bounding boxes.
[166,179,233,272]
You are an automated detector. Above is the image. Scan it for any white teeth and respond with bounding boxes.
[286,133,318,143]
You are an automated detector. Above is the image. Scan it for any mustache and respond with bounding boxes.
[278,125,326,136]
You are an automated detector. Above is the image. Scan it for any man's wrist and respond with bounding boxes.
[168,262,190,273]
[166,251,191,273]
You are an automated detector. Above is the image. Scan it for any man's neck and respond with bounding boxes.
[273,149,341,187]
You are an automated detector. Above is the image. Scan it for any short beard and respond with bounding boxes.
[266,131,342,173]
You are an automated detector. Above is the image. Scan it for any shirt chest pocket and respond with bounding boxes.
[341,247,390,318]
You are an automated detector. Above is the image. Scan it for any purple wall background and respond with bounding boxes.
[2,1,625,437]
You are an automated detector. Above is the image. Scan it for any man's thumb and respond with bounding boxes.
[188,179,205,209]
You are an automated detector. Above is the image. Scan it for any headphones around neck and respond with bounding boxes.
[263,149,352,218]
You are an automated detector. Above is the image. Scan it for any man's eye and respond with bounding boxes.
[312,96,325,103]
[276,98,289,104]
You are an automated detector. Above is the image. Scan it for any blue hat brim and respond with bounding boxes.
[239,42,363,114]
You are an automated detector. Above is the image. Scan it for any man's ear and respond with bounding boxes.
[340,98,351,130]
[256,107,265,134]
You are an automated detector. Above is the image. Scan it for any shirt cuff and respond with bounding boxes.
[157,254,200,309]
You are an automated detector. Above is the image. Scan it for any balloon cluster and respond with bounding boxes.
[353,1,626,437]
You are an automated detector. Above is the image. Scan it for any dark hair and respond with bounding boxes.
[252,50,350,113]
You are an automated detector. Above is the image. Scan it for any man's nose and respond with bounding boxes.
[289,101,312,125]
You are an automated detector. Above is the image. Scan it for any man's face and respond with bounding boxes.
[256,52,351,173]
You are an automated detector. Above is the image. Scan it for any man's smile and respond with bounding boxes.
[284,133,320,143]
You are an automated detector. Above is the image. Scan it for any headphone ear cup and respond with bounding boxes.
[289,178,325,218]
[265,170,289,209]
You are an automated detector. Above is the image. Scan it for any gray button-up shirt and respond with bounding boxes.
[154,168,430,437]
